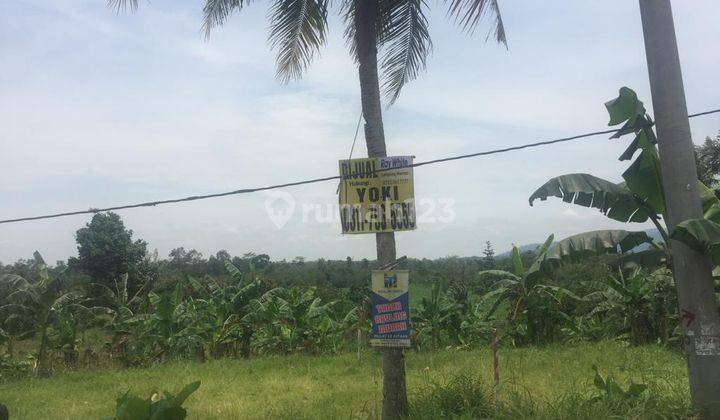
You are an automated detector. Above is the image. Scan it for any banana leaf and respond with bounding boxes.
[604,87,666,217]
[605,87,646,128]
[671,218,720,264]
[618,124,657,161]
[529,174,651,223]
[622,146,665,216]
[699,182,720,224]
[545,230,653,265]
[525,234,555,282]
[613,248,667,270]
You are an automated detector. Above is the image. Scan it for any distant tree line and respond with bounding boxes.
[1,213,506,299]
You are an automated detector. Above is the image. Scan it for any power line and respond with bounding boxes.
[689,109,720,118]
[1,108,718,225]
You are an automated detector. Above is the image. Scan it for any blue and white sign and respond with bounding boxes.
[370,270,410,348]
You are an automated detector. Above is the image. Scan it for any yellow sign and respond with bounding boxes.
[338,156,416,234]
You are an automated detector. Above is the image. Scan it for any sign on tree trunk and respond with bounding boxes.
[338,156,416,234]
[370,270,411,348]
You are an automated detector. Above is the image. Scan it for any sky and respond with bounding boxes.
[1,0,719,264]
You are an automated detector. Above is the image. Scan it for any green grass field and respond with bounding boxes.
[0,342,691,419]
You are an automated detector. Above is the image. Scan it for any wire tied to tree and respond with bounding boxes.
[336,110,364,194]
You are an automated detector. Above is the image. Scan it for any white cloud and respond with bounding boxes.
[562,209,580,218]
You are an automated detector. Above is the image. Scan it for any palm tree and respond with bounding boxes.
[109,1,506,416]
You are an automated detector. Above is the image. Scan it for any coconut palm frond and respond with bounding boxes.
[341,0,358,59]
[446,0,506,45]
[107,0,140,14]
[202,0,253,38]
[379,0,432,105]
[342,0,396,62]
[269,0,329,82]
[486,0,506,45]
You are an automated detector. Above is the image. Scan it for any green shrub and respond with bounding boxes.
[0,354,32,382]
[409,374,493,419]
[569,366,694,419]
[409,370,693,419]
[105,380,200,420]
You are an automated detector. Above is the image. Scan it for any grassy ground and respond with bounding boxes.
[0,342,690,419]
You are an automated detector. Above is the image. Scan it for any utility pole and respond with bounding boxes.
[639,0,720,416]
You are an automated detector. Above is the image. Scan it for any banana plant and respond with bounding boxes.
[530,87,665,234]
[529,87,720,271]
[91,274,140,322]
[143,282,205,361]
[0,252,86,376]
[244,287,338,354]
[106,380,201,420]
[186,260,268,358]
[341,297,371,359]
[412,281,460,349]
[458,298,503,348]
[479,235,584,344]
[583,267,674,345]
[48,306,82,366]
[0,274,35,357]
[87,274,141,361]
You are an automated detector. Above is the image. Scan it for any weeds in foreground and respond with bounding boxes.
[0,354,32,382]
[409,369,695,419]
[104,381,201,420]
[410,374,493,418]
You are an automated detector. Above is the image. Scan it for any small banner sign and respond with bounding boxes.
[338,156,416,234]
[370,270,411,348]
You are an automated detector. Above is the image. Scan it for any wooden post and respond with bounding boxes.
[491,328,500,391]
[638,0,720,416]
[357,327,362,362]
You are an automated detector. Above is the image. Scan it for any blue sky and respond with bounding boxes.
[1,0,719,264]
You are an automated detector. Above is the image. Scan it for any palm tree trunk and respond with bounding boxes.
[354,1,407,418]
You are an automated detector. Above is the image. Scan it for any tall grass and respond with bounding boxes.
[409,373,694,419]
[0,341,691,419]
